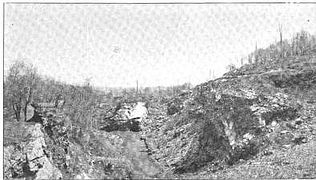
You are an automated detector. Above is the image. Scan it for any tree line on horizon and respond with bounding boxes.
[251,30,315,64]
[226,29,316,72]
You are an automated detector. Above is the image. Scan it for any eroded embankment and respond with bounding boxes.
[143,58,316,175]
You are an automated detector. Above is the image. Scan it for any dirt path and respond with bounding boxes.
[114,131,161,179]
[105,101,161,179]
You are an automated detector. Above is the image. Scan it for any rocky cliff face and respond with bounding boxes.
[4,103,69,179]
[4,123,63,179]
[144,56,316,175]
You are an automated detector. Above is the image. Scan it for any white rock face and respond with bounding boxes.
[75,172,92,179]
[36,158,63,180]
[129,102,148,121]
[222,120,237,146]
[25,123,63,179]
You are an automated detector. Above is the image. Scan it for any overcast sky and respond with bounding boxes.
[4,3,316,87]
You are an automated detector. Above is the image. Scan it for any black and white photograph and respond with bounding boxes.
[2,1,316,179]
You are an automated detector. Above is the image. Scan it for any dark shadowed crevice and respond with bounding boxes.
[100,118,142,132]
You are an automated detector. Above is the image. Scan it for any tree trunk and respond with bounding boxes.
[279,24,283,58]
[13,103,21,121]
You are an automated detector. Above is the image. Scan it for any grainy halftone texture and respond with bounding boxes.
[4,4,316,87]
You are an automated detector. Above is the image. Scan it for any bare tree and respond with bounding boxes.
[136,80,139,95]
[248,54,253,64]
[5,61,39,121]
[278,23,283,58]
[255,42,259,64]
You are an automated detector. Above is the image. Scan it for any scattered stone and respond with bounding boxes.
[282,144,292,149]
[75,172,92,179]
[286,122,298,130]
[280,130,290,134]
[263,150,273,156]
[306,100,315,104]
[271,121,278,127]
[292,136,308,145]
[294,118,304,125]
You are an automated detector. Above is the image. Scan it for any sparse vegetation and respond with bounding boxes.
[245,30,316,66]
[4,61,39,121]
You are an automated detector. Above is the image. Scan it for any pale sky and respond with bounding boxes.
[4,3,316,87]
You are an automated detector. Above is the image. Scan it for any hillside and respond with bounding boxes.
[141,53,316,178]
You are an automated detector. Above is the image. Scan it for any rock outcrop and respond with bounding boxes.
[26,124,63,179]
[145,56,315,174]
[4,123,63,179]
[4,102,69,179]
[100,102,148,132]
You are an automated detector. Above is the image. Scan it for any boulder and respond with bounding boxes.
[129,102,148,121]
[24,104,35,122]
[101,102,147,132]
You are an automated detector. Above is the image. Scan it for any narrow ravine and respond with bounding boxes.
[114,131,161,179]
[103,101,162,179]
